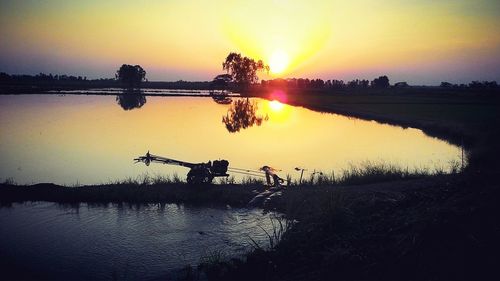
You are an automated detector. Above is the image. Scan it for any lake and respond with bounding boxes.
[0,93,462,185]
[0,202,279,280]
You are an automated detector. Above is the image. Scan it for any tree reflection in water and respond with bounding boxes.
[116,89,147,110]
[222,98,268,132]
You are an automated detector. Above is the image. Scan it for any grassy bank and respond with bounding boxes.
[0,182,258,208]
[0,162,457,208]
[201,173,500,281]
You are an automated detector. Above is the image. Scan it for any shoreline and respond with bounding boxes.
[0,182,258,208]
[0,171,470,216]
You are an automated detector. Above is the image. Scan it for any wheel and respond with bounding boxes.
[202,175,214,184]
[186,174,196,184]
[187,168,211,185]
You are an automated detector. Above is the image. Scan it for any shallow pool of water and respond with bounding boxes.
[0,202,278,280]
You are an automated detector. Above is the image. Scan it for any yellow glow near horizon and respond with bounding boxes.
[222,1,331,78]
[1,1,499,82]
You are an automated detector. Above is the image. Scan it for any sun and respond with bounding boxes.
[269,100,284,111]
[268,50,289,74]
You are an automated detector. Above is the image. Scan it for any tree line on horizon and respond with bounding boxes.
[1,56,498,91]
[0,72,116,82]
[259,78,500,90]
[260,76,392,89]
[440,80,498,90]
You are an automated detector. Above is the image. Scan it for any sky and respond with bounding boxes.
[1,0,499,85]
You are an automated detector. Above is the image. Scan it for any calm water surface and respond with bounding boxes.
[0,202,278,280]
[0,94,461,184]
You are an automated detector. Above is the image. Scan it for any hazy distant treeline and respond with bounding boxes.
[261,77,499,90]
[440,81,499,90]
[0,72,113,82]
[261,76,389,89]
[0,72,498,91]
[0,72,212,90]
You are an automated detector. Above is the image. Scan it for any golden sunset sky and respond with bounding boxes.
[1,0,499,84]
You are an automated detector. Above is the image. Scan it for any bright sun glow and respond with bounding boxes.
[269,100,284,111]
[269,50,289,74]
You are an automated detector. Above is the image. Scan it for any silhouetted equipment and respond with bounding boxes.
[261,166,284,187]
[134,151,229,184]
[295,167,307,184]
[134,152,286,186]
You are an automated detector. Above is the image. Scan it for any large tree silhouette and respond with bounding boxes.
[116,64,146,88]
[211,74,232,89]
[371,75,390,88]
[222,53,269,89]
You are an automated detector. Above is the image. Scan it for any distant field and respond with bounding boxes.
[252,87,500,173]
[256,88,499,137]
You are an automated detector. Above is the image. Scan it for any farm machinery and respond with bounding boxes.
[134,151,230,184]
[134,151,285,186]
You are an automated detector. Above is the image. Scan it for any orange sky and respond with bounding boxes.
[1,0,499,84]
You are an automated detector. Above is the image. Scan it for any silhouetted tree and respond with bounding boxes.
[0,72,11,81]
[311,79,325,88]
[222,98,268,132]
[211,74,232,90]
[469,80,498,89]
[485,81,498,88]
[330,79,346,89]
[371,75,390,88]
[116,64,146,88]
[347,79,359,88]
[222,53,269,89]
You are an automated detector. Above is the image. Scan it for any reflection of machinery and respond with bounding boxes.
[134,151,229,184]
